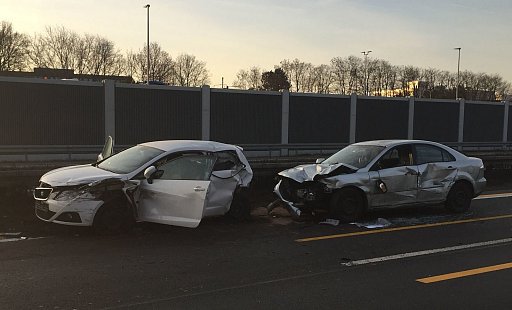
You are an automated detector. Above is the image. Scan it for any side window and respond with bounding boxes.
[442,149,456,162]
[374,145,414,170]
[212,151,242,171]
[415,144,446,165]
[157,155,215,180]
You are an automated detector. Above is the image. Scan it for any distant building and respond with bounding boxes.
[373,81,427,98]
[0,68,134,83]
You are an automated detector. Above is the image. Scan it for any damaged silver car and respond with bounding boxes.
[274,140,486,221]
[33,139,253,232]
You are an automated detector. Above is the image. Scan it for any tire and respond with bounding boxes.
[93,201,134,234]
[445,182,472,213]
[329,188,365,222]
[226,188,251,221]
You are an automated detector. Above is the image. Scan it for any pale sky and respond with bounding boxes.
[2,0,511,87]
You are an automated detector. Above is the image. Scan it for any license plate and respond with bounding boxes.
[35,201,49,212]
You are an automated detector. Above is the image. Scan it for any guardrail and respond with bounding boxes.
[1,142,512,162]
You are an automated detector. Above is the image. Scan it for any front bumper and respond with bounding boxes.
[35,198,102,226]
[474,177,487,197]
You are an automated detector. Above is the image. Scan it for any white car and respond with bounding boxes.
[275,140,486,221]
[33,139,253,232]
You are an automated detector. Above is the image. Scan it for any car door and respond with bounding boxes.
[369,144,420,207]
[137,154,216,228]
[415,144,457,203]
[203,151,245,217]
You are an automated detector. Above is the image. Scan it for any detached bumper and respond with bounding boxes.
[273,180,302,218]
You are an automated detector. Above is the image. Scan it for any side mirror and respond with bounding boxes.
[97,136,114,163]
[315,158,325,164]
[144,166,157,184]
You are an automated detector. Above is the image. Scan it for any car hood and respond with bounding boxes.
[278,162,357,183]
[40,164,122,187]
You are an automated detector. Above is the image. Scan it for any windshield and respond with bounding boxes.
[322,145,384,169]
[97,145,164,174]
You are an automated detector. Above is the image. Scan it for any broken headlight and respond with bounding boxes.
[296,188,316,201]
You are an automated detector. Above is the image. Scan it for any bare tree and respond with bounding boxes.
[28,26,125,77]
[29,26,79,69]
[313,64,333,93]
[233,66,262,90]
[173,53,210,87]
[280,58,312,92]
[126,42,174,83]
[0,21,30,71]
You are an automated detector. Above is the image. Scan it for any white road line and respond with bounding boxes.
[342,238,512,266]
[0,237,48,243]
[476,193,512,200]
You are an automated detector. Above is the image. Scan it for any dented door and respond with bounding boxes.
[416,163,456,202]
[414,144,457,203]
[370,165,419,207]
[137,154,215,228]
[369,144,419,207]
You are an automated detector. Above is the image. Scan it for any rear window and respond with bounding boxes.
[415,144,455,165]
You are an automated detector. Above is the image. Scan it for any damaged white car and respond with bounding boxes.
[33,139,253,232]
[274,140,486,221]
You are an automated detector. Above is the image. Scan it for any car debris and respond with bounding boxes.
[274,140,486,222]
[350,218,392,229]
[34,138,253,232]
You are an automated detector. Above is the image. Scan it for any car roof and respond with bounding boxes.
[139,140,242,153]
[352,139,446,148]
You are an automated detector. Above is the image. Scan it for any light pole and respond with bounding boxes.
[361,50,372,95]
[144,4,150,85]
[454,47,461,99]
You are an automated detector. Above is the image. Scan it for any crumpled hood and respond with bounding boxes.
[278,162,357,183]
[40,164,121,187]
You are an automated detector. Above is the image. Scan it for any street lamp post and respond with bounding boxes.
[454,47,461,100]
[144,4,150,85]
[361,50,372,95]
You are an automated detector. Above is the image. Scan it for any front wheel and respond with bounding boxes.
[445,182,472,213]
[329,188,365,222]
[93,201,134,234]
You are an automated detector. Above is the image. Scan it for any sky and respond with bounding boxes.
[1,0,511,87]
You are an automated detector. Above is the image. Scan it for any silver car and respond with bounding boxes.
[274,140,486,221]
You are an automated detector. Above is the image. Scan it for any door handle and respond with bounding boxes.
[194,186,206,192]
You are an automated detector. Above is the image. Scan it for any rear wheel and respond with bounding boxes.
[445,182,472,213]
[93,200,134,234]
[329,188,365,222]
[226,188,251,221]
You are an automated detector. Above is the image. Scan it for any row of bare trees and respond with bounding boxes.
[0,21,209,86]
[234,57,511,100]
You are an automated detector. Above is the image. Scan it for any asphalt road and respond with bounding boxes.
[1,191,512,309]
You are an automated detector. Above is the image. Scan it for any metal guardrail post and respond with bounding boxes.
[201,85,211,141]
[281,90,290,157]
[408,97,415,140]
[350,93,357,143]
[458,99,465,151]
[104,80,116,141]
[503,101,509,147]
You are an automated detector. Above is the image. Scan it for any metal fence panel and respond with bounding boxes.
[0,80,104,145]
[115,87,202,145]
[356,98,409,142]
[414,100,460,142]
[289,95,350,143]
[464,102,504,142]
[210,92,281,144]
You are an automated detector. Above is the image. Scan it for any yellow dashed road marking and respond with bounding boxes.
[296,214,512,242]
[417,262,512,283]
